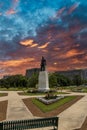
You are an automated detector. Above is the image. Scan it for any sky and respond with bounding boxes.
[0,0,87,78]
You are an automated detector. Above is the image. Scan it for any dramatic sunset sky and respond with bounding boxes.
[0,0,87,78]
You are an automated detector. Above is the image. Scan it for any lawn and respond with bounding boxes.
[0,93,8,97]
[23,95,83,117]
[18,91,69,96]
[0,87,26,91]
[71,86,87,93]
[32,96,77,112]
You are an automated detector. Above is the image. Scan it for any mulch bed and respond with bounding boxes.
[79,117,87,130]
[23,95,83,117]
[75,117,87,130]
[0,100,8,121]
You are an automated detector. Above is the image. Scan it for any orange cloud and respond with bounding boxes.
[2,58,34,67]
[84,55,87,60]
[6,9,16,15]
[30,44,38,48]
[66,49,84,58]
[42,49,48,52]
[20,39,34,46]
[0,58,36,78]
[53,47,60,51]
[57,49,84,60]
[38,42,50,49]
[72,59,83,64]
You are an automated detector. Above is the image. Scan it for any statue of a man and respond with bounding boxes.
[40,56,46,71]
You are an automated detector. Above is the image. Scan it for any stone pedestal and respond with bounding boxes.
[38,71,50,92]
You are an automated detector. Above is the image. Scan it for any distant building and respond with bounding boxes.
[3,75,11,79]
[56,68,87,80]
[26,68,40,78]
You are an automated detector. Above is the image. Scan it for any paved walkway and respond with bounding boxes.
[0,91,87,130]
[6,91,33,120]
[58,94,87,130]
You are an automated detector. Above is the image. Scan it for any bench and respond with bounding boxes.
[0,116,58,130]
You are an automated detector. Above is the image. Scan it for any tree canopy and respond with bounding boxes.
[0,72,86,88]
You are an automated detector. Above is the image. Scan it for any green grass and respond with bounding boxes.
[0,87,27,91]
[20,92,46,96]
[32,96,77,112]
[80,88,87,93]
[70,86,87,93]
[0,93,8,97]
[19,91,69,96]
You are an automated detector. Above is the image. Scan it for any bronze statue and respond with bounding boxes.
[40,56,46,71]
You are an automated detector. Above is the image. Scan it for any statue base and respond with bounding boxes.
[38,71,50,92]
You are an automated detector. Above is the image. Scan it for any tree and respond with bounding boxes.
[27,73,38,88]
[73,75,83,86]
[55,73,72,86]
[49,73,58,88]
[0,75,28,88]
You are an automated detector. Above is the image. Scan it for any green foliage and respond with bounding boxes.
[49,72,84,87]
[45,92,57,99]
[18,90,68,96]
[0,93,8,97]
[49,73,58,88]
[70,86,87,93]
[0,72,85,89]
[72,75,83,86]
[32,96,77,112]
[0,75,28,88]
[83,79,87,85]
[27,73,38,88]
[55,73,72,86]
[0,73,38,89]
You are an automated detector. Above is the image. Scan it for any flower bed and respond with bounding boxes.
[37,96,64,105]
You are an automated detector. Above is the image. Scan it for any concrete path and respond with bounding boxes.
[6,91,33,121]
[58,94,87,130]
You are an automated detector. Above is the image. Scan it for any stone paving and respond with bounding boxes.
[58,93,87,130]
[6,91,33,120]
[0,91,87,130]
